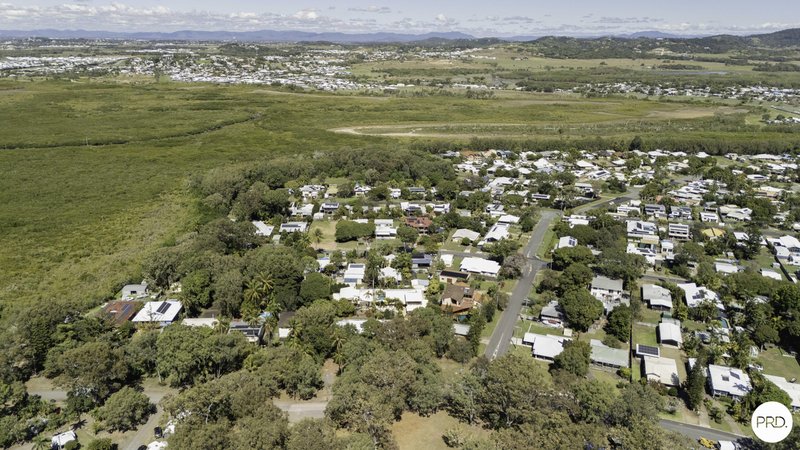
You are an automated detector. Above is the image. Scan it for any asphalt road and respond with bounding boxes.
[483,210,559,360]
[659,419,756,448]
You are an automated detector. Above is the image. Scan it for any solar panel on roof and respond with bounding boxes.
[636,344,660,357]
[156,302,171,314]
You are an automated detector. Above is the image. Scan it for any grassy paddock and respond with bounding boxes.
[0,79,796,318]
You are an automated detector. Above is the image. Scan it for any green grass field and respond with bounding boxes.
[756,347,800,380]
[0,78,797,319]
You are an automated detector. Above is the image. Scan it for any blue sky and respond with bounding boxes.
[1,1,798,35]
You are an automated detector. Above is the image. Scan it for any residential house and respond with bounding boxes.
[540,301,565,328]
[122,283,149,300]
[763,375,800,412]
[707,364,752,400]
[132,300,182,327]
[52,431,78,450]
[769,235,800,265]
[279,221,308,233]
[643,356,681,387]
[524,333,570,361]
[483,223,510,243]
[627,220,658,239]
[556,236,578,249]
[661,240,675,260]
[411,253,434,269]
[354,184,372,197]
[334,286,428,313]
[343,263,366,285]
[320,202,340,215]
[668,223,691,241]
[670,206,693,220]
[441,284,475,317]
[700,211,719,223]
[590,340,629,369]
[374,219,397,240]
[439,270,470,284]
[290,203,314,217]
[298,184,326,200]
[460,257,501,278]
[678,282,722,309]
[252,221,275,237]
[452,229,480,242]
[642,284,673,311]
[404,216,433,234]
[229,320,265,344]
[658,318,683,347]
[590,276,627,313]
[182,318,219,328]
[644,204,667,218]
[101,301,140,326]
[715,261,739,275]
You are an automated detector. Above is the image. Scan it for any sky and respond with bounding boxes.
[0,1,798,36]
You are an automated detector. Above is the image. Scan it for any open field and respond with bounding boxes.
[1,78,798,318]
[392,411,490,450]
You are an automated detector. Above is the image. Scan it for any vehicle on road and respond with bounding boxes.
[699,437,716,448]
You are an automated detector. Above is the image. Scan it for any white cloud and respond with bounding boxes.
[293,9,318,21]
[348,6,391,14]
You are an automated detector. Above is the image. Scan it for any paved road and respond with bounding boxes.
[660,419,755,447]
[274,400,328,423]
[484,210,560,360]
[26,377,174,450]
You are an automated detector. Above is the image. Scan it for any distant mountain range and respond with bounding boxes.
[0,28,475,43]
[0,27,798,47]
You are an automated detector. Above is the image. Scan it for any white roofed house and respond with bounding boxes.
[51,431,78,450]
[333,286,428,314]
[590,276,627,313]
[626,220,657,239]
[523,333,571,361]
[556,236,578,249]
[132,300,183,327]
[460,257,501,278]
[763,374,800,411]
[122,282,149,300]
[769,235,800,265]
[678,282,723,310]
[668,223,691,241]
[280,221,309,234]
[643,356,681,387]
[482,223,510,244]
[299,184,326,200]
[707,364,752,401]
[452,228,480,242]
[657,317,683,347]
[374,219,397,240]
[252,220,275,237]
[641,284,673,311]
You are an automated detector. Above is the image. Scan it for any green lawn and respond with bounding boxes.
[756,347,800,380]
[632,323,659,347]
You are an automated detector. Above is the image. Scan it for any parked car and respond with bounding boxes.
[699,437,716,448]
[154,426,163,439]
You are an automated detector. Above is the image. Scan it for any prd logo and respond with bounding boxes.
[751,401,793,443]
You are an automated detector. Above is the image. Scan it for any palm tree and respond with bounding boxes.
[244,272,274,310]
[262,314,278,346]
[313,228,324,244]
[213,317,230,334]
